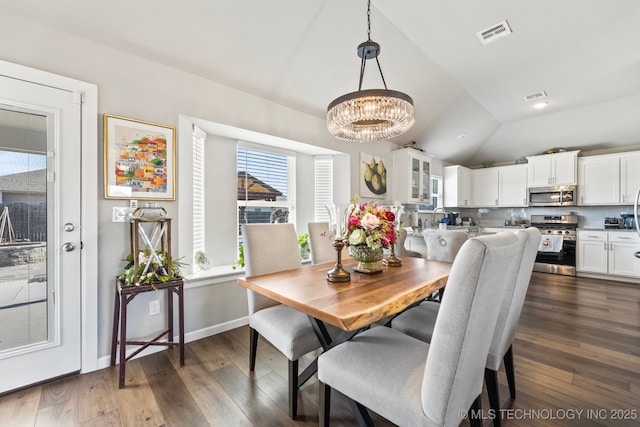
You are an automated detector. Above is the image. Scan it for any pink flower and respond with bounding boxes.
[360,212,380,230]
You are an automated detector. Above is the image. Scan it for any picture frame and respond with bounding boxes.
[360,153,387,199]
[103,114,176,200]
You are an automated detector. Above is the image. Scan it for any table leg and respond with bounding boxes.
[110,287,120,367]
[167,287,174,345]
[178,285,185,366]
[118,292,128,388]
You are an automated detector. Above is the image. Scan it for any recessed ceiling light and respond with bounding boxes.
[533,101,549,109]
[457,133,467,139]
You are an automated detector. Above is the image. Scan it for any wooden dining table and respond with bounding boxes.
[237,255,451,411]
[237,256,451,333]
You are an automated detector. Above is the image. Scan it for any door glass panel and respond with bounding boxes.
[0,107,48,353]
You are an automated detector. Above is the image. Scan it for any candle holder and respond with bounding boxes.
[326,203,354,282]
[384,243,402,267]
[383,204,404,267]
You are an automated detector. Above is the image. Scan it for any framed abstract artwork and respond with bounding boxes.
[103,114,176,200]
[360,152,387,199]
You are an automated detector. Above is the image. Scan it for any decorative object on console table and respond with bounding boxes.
[111,215,184,389]
[346,199,398,273]
[103,114,176,200]
[325,203,354,282]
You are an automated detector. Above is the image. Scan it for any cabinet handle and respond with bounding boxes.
[587,235,601,238]
[618,236,632,240]
[495,199,498,206]
[604,242,607,250]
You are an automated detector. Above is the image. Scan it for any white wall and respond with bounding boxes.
[0,11,403,365]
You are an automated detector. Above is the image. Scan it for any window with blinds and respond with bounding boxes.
[314,156,333,221]
[192,126,206,256]
[237,146,293,237]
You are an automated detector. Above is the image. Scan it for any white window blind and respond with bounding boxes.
[237,147,288,201]
[237,145,293,236]
[314,156,333,221]
[192,126,206,256]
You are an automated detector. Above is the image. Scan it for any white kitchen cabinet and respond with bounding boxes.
[577,231,608,274]
[443,165,472,208]
[472,168,499,207]
[578,154,620,205]
[498,164,528,207]
[526,150,579,187]
[608,232,640,277]
[619,151,640,205]
[393,148,432,204]
[577,230,640,278]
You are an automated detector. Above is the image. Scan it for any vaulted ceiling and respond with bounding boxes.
[2,0,639,166]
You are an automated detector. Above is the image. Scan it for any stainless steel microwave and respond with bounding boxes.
[528,185,577,207]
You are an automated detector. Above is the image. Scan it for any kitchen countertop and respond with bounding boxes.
[579,227,637,232]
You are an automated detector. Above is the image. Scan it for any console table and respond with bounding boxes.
[110,277,185,388]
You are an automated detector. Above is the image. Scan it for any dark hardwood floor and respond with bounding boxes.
[1,272,639,426]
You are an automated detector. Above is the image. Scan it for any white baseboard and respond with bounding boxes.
[97,316,249,370]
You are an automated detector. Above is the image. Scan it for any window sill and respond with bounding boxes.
[185,264,245,288]
[185,259,311,289]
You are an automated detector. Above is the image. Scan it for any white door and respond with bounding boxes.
[0,75,81,393]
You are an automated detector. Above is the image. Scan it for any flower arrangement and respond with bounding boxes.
[120,249,183,287]
[346,201,397,250]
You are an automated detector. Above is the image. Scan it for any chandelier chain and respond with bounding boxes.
[367,0,371,41]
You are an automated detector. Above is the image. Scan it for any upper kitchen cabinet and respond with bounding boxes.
[472,168,499,207]
[526,150,579,187]
[443,165,472,208]
[620,151,640,205]
[393,148,432,204]
[472,164,528,208]
[498,164,528,207]
[578,154,620,205]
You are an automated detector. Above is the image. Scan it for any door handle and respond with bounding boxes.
[62,242,76,252]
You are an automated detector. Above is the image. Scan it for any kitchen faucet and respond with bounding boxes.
[432,207,447,228]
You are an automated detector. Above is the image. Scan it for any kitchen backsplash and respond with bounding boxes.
[405,206,637,229]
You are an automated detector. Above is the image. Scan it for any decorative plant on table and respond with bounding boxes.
[120,249,183,288]
[346,199,399,273]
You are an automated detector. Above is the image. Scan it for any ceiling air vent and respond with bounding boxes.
[477,20,512,45]
[524,91,548,102]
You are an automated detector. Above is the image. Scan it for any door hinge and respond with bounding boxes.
[72,90,84,105]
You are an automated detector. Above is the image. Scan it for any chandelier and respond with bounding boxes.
[327,0,414,142]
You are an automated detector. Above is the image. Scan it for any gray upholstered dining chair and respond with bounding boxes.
[317,232,525,427]
[391,228,541,427]
[242,223,323,419]
[396,228,422,258]
[422,229,469,262]
[422,229,469,301]
[308,222,336,264]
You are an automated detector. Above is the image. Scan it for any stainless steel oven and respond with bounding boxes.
[531,214,577,276]
[528,185,577,207]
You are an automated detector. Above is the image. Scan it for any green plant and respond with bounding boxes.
[235,244,245,269]
[119,249,184,287]
[298,233,310,260]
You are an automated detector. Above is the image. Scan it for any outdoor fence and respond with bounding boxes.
[0,202,46,243]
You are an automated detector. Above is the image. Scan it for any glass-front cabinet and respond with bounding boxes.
[393,148,431,204]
